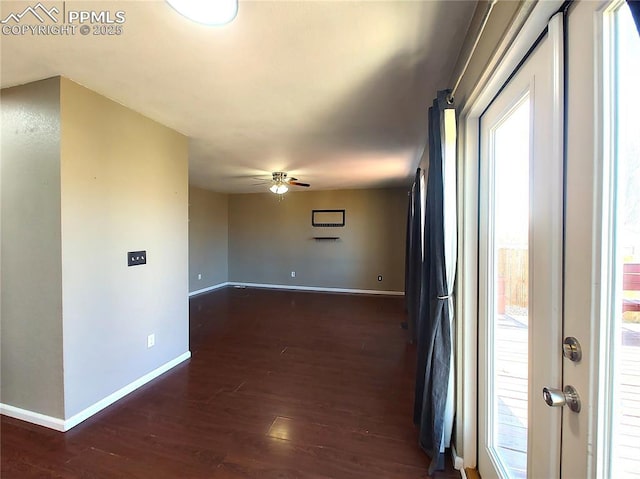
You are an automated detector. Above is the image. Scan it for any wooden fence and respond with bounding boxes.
[496,251,639,315]
[497,248,528,312]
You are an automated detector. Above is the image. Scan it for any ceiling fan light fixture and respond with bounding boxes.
[270,184,288,195]
[166,0,238,26]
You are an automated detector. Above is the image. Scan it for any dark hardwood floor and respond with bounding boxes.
[1,287,459,478]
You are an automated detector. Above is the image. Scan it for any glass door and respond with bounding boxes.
[563,1,640,477]
[478,13,564,479]
[606,6,640,475]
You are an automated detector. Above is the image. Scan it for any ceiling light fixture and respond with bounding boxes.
[166,0,238,26]
[270,183,288,195]
[269,172,290,195]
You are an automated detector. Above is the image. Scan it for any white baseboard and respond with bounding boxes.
[1,351,191,432]
[451,444,466,478]
[189,282,230,297]
[0,403,66,431]
[228,281,404,296]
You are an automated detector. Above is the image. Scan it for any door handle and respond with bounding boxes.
[542,385,581,412]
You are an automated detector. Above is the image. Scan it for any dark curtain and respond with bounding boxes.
[414,90,455,474]
[404,188,412,313]
[405,168,422,342]
[628,0,640,36]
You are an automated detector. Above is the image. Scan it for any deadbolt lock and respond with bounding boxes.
[563,336,582,362]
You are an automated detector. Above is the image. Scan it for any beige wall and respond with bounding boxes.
[1,78,65,418]
[1,77,189,422]
[189,186,229,292]
[59,78,189,418]
[228,188,407,292]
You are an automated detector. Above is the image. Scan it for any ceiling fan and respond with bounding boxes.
[268,172,310,195]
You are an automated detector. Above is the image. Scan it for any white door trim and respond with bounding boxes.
[456,0,563,469]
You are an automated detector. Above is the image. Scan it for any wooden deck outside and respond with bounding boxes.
[495,315,528,479]
[493,315,640,478]
[618,326,640,477]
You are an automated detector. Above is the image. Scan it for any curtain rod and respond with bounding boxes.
[447,0,498,104]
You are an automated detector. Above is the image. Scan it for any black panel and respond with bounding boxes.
[128,250,147,266]
[312,209,345,227]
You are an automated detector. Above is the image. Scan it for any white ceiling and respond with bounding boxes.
[0,0,476,193]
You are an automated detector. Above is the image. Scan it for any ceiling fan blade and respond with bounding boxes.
[289,181,310,187]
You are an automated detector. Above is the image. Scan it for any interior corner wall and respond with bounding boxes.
[189,186,229,292]
[59,77,189,419]
[0,78,65,418]
[228,188,407,292]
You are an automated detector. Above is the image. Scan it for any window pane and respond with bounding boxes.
[611,4,640,477]
[491,96,530,479]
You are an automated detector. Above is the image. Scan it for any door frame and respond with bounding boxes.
[455,0,564,470]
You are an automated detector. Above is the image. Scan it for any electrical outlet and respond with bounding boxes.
[128,250,146,266]
[291,271,296,278]
[147,333,155,348]
[377,275,383,282]
[197,273,202,280]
